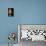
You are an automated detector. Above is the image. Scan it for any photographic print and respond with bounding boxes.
[8,8,14,17]
[18,24,46,46]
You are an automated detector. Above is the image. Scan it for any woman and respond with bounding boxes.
[8,8,14,16]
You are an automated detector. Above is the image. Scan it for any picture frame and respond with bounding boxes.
[8,8,14,17]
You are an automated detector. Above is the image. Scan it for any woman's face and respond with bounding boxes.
[9,9,12,15]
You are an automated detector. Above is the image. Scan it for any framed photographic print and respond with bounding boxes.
[8,8,14,17]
